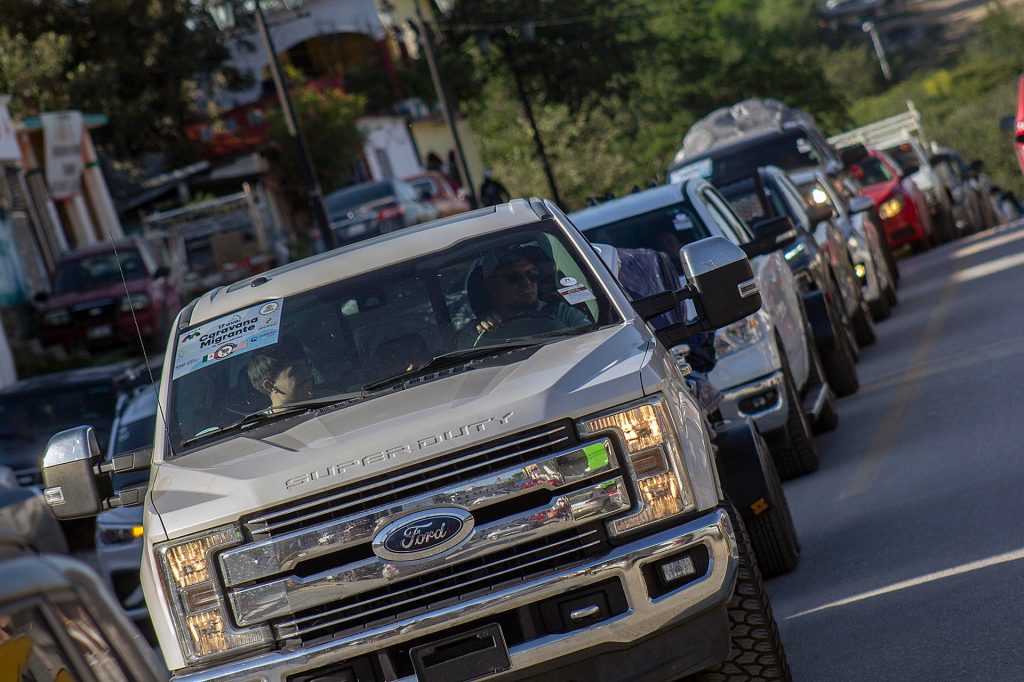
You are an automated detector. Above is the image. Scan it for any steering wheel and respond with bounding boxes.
[472,310,565,347]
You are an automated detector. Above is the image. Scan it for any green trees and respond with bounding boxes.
[0,0,232,160]
[264,84,366,197]
[438,0,849,208]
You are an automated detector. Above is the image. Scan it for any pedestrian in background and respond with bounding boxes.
[480,169,510,207]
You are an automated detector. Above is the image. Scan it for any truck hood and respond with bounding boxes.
[150,323,653,539]
[44,279,148,311]
[859,181,899,204]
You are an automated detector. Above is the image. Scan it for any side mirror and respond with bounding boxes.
[742,216,798,258]
[633,237,762,347]
[41,426,151,520]
[849,196,874,214]
[34,291,49,303]
[805,202,834,226]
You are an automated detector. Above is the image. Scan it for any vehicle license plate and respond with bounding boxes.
[343,222,369,238]
[410,623,511,682]
[86,324,113,339]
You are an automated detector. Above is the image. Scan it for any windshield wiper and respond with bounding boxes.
[181,391,365,448]
[361,341,542,393]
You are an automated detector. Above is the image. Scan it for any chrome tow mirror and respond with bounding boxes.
[41,426,152,520]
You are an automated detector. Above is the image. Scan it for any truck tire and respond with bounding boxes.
[697,511,792,682]
[767,365,819,480]
[868,271,892,320]
[821,298,859,397]
[885,280,898,308]
[746,429,800,579]
[851,301,876,346]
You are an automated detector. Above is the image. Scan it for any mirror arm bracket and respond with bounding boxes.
[105,482,148,510]
[633,285,695,321]
[96,447,152,476]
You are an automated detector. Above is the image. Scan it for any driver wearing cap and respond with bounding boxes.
[473,244,591,336]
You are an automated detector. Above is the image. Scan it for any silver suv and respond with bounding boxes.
[42,199,789,681]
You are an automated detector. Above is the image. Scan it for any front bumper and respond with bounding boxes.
[174,509,739,682]
[718,371,788,433]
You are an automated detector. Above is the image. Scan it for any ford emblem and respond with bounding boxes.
[372,507,474,562]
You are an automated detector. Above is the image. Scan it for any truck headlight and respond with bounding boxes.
[713,313,765,358]
[878,197,903,220]
[578,398,693,536]
[43,309,71,326]
[156,525,271,665]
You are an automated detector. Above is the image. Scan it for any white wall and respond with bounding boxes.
[358,116,422,180]
[215,0,385,110]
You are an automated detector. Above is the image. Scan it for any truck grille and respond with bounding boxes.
[224,421,627,644]
[277,526,607,644]
[243,422,574,540]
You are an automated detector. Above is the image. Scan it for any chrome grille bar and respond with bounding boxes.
[219,438,617,588]
[246,426,569,536]
[275,531,605,640]
[228,476,627,626]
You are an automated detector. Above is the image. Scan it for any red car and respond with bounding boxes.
[405,171,471,218]
[37,238,181,352]
[851,149,935,252]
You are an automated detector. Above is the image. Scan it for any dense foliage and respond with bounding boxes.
[263,83,366,197]
[439,0,1022,208]
[0,0,234,161]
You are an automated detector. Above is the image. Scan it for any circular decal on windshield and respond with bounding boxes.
[560,276,577,287]
[259,302,279,315]
[213,343,237,360]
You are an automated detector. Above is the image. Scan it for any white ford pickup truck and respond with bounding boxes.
[40,199,790,681]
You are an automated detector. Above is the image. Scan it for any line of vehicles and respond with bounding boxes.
[0,97,1015,681]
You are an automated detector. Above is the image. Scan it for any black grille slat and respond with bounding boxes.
[244,422,574,539]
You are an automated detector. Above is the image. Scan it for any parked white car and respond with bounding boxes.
[571,179,836,479]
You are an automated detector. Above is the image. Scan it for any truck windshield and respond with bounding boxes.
[581,201,709,277]
[53,250,146,294]
[166,221,617,453]
[718,177,791,224]
[850,157,894,186]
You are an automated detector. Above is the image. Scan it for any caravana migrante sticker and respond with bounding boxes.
[173,299,283,378]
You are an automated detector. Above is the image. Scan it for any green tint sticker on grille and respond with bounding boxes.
[583,442,610,472]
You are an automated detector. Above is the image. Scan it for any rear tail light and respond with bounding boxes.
[377,204,405,222]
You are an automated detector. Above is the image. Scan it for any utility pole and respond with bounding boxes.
[862,21,893,82]
[252,1,337,250]
[505,47,563,208]
[413,0,478,207]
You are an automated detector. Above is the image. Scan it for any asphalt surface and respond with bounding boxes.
[768,220,1024,679]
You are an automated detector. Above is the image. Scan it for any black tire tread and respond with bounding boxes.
[868,281,891,320]
[851,302,876,346]
[770,368,819,480]
[697,512,792,682]
[820,299,859,397]
[747,430,800,578]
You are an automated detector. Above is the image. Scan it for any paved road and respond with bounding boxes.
[768,221,1024,680]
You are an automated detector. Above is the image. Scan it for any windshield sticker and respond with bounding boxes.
[669,158,713,184]
[673,213,695,231]
[796,137,812,154]
[558,284,596,305]
[172,299,284,379]
[559,276,577,287]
